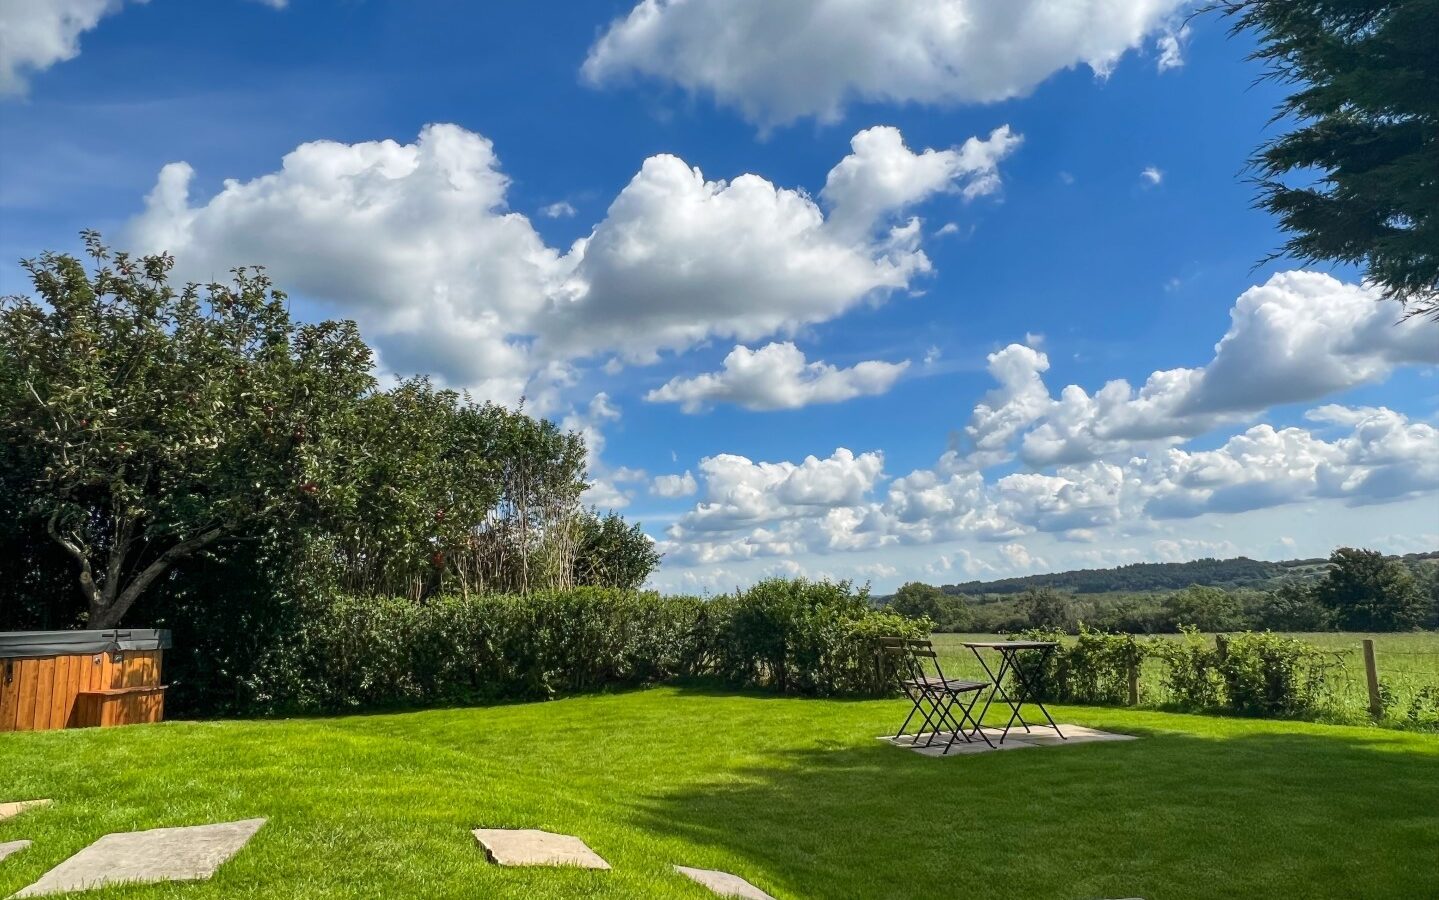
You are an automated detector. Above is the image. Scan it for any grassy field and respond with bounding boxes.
[2,687,1437,898]
[930,631,1439,726]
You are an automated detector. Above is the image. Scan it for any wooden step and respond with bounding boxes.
[75,685,167,728]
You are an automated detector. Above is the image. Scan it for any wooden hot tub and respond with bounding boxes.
[0,629,172,732]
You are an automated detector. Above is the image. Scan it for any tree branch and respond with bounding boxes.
[94,523,237,629]
[46,508,100,610]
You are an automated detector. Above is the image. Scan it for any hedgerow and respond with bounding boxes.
[215,578,923,715]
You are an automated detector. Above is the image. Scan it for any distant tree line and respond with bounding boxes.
[886,548,1439,634]
[939,556,1293,597]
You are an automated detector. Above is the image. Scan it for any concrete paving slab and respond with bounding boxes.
[12,818,266,897]
[0,841,32,864]
[985,726,1138,745]
[472,829,610,869]
[675,865,776,899]
[879,724,1136,757]
[0,802,50,823]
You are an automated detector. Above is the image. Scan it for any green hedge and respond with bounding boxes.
[214,578,922,714]
[1012,627,1146,706]
[1006,626,1342,720]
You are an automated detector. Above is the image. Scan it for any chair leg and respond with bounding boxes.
[930,691,967,741]
[895,690,923,739]
[947,691,994,752]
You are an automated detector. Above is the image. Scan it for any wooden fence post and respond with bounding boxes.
[1127,664,1139,707]
[1215,634,1228,663]
[1362,639,1382,720]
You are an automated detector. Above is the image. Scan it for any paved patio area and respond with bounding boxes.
[879,724,1137,757]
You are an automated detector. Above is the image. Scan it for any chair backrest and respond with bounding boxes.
[879,637,941,685]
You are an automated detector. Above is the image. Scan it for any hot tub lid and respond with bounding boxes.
[0,629,172,658]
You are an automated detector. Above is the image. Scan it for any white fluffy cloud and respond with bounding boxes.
[659,405,1439,570]
[662,449,887,565]
[1,0,125,95]
[651,471,698,498]
[820,125,1021,240]
[646,342,909,412]
[0,0,281,95]
[584,0,1191,128]
[959,271,1439,467]
[129,123,1009,403]
[547,125,1017,362]
[1140,407,1439,518]
[129,124,565,404]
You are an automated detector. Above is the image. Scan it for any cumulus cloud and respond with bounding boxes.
[660,449,887,564]
[659,405,1439,572]
[999,542,1045,572]
[546,125,1018,361]
[129,123,1010,403]
[1140,166,1164,186]
[130,124,564,404]
[652,471,698,498]
[0,0,282,95]
[583,0,1191,128]
[1181,272,1439,413]
[540,201,577,218]
[646,342,909,412]
[1136,407,1439,518]
[963,344,1053,464]
[1,0,126,95]
[820,125,1021,240]
[958,271,1439,467]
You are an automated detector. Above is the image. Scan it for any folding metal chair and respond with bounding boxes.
[879,637,993,753]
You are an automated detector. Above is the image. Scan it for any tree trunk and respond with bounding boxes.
[87,525,232,629]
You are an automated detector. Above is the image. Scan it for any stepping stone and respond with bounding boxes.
[472,829,610,869]
[0,801,50,822]
[13,818,266,898]
[0,841,32,863]
[675,865,776,899]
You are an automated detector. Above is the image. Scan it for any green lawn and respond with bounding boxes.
[2,688,1436,899]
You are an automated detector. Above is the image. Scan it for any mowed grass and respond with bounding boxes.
[930,631,1439,723]
[2,688,1437,899]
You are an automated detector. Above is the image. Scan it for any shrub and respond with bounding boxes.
[1153,627,1225,710]
[1218,631,1332,717]
[703,578,924,696]
[1399,685,1439,730]
[1011,627,1147,705]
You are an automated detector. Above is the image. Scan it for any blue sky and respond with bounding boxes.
[3,0,1436,592]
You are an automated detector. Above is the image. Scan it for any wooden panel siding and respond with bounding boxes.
[0,649,166,732]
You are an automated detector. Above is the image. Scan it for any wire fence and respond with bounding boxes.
[930,632,1439,732]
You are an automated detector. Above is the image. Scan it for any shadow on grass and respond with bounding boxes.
[628,727,1439,900]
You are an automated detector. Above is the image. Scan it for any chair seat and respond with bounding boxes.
[902,676,988,693]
